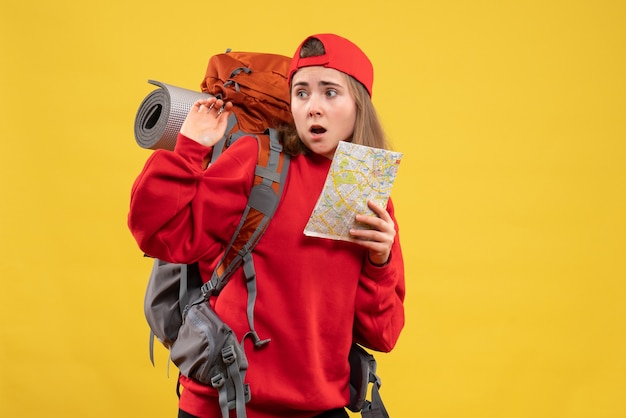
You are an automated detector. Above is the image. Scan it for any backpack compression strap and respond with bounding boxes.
[349,344,390,418]
[361,367,390,418]
[202,128,290,347]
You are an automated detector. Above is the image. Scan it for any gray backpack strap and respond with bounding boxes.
[213,352,248,418]
[212,345,249,418]
[149,330,156,366]
[202,129,290,348]
[179,264,190,316]
[242,129,290,346]
[218,346,250,418]
[209,112,239,163]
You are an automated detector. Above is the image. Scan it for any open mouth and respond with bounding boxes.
[310,125,327,135]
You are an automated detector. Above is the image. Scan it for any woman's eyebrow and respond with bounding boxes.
[293,80,342,87]
[292,80,344,89]
[319,80,343,88]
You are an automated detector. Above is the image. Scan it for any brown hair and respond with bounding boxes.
[281,37,390,157]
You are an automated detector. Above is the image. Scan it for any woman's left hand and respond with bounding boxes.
[350,200,396,266]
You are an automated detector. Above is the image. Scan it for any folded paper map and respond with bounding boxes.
[304,141,403,241]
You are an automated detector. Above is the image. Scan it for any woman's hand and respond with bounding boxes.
[180,97,234,148]
[350,200,396,265]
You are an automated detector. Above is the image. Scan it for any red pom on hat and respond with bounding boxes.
[288,34,374,97]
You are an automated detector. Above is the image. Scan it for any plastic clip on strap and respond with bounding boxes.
[211,372,229,418]
[211,345,250,418]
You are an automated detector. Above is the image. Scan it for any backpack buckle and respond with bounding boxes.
[222,345,237,365]
[211,373,225,388]
[201,280,217,297]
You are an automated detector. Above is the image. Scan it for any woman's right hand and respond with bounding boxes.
[180,97,234,148]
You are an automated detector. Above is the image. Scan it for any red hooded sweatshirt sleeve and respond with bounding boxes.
[128,134,256,263]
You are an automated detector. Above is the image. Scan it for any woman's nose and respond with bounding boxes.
[307,95,322,117]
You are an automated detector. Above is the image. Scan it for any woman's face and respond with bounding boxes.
[290,66,357,159]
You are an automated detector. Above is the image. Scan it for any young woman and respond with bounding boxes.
[128,33,405,418]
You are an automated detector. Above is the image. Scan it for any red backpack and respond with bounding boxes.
[201,50,293,135]
[134,50,292,152]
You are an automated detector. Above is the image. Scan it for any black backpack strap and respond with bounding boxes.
[361,368,390,418]
[348,344,391,418]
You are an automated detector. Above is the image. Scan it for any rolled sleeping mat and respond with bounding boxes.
[134,80,211,150]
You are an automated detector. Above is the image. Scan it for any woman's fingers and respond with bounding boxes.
[194,98,233,115]
[180,97,233,147]
[349,200,396,265]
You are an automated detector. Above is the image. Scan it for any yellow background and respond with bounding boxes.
[1,0,625,417]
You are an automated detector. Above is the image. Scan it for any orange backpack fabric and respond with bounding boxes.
[200,51,293,134]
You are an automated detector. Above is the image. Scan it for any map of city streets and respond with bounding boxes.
[304,141,403,241]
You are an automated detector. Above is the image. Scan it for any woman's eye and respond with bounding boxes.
[326,90,338,97]
[296,90,308,98]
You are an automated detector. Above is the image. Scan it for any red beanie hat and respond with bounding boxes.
[288,33,374,97]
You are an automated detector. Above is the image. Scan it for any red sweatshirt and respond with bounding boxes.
[128,134,405,418]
